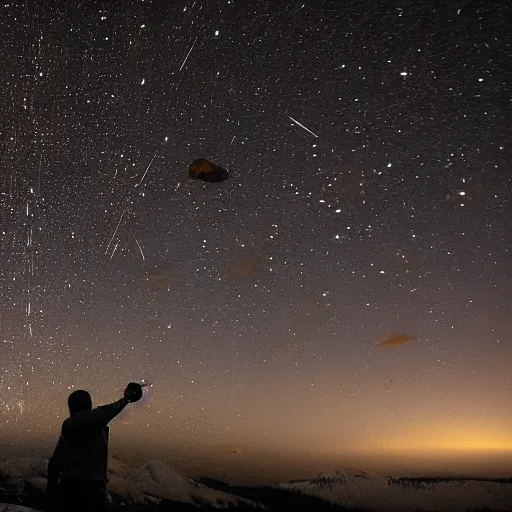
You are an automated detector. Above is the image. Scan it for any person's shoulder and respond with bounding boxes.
[62,412,84,434]
[61,416,73,435]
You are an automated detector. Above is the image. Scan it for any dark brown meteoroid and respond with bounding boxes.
[188,158,230,183]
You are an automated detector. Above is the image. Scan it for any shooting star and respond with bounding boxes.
[138,152,157,187]
[135,238,145,261]
[179,35,198,72]
[110,240,120,260]
[288,115,319,138]
[105,209,126,255]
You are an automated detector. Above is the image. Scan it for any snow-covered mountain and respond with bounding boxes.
[0,457,260,510]
[2,458,511,511]
[107,458,257,508]
[279,467,512,511]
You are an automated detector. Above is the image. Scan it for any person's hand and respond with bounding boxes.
[124,382,143,403]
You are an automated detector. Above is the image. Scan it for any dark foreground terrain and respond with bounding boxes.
[1,458,510,511]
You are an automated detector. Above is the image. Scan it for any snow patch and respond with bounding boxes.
[0,505,42,512]
[108,458,244,507]
[280,469,512,511]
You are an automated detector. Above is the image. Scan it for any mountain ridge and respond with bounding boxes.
[1,457,511,511]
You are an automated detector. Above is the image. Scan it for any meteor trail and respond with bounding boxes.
[288,115,319,138]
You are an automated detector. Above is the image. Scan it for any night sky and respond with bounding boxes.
[1,0,511,483]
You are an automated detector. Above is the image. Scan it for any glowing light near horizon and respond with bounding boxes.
[377,430,512,453]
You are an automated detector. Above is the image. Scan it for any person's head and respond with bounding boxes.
[68,389,92,415]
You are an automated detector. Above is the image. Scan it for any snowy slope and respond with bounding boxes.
[0,457,258,509]
[3,457,510,511]
[279,468,512,511]
[0,506,42,512]
[107,458,256,507]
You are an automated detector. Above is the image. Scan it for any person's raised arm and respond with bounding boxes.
[63,396,128,433]
[63,383,142,434]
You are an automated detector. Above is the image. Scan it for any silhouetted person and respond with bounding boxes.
[46,383,143,512]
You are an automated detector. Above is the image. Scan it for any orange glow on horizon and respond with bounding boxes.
[375,427,512,454]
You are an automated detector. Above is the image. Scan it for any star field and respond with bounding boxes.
[0,0,511,482]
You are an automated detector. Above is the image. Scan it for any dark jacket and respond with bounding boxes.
[47,397,129,496]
